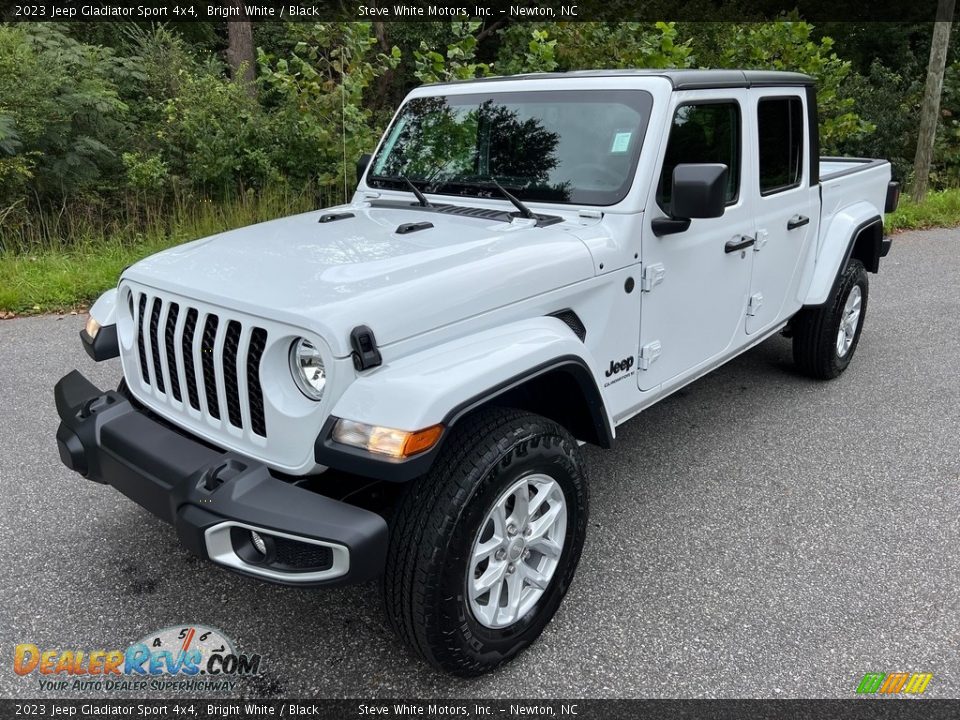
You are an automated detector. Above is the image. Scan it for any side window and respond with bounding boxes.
[757,97,804,194]
[657,102,740,213]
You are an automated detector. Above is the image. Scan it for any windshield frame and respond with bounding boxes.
[366,89,654,208]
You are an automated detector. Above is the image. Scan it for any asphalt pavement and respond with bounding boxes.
[1,228,958,699]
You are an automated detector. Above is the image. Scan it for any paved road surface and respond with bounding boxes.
[1,229,958,699]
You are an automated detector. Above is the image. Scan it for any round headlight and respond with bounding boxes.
[289,338,326,401]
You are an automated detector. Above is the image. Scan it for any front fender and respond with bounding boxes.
[332,316,609,432]
[317,317,612,481]
[803,202,881,306]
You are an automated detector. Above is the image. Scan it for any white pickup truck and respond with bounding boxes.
[55,70,897,676]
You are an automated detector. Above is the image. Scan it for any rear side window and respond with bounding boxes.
[657,102,741,213]
[757,97,805,194]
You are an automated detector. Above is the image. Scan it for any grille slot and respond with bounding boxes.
[136,294,150,385]
[201,315,220,419]
[149,298,165,393]
[164,303,181,402]
[247,328,268,437]
[223,320,243,428]
[131,293,269,437]
[182,308,200,410]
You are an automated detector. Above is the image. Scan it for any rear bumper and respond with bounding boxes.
[54,370,388,587]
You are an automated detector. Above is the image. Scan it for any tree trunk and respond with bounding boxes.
[912,0,956,203]
[226,1,256,97]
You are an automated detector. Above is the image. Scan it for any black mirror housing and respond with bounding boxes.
[670,163,728,220]
[356,153,372,182]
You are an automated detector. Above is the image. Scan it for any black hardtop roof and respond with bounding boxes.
[431,69,815,90]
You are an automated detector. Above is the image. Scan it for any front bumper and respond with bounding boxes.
[54,370,388,587]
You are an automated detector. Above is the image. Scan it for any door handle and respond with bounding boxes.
[725,236,756,253]
[787,215,810,230]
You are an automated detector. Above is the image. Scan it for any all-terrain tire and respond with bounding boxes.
[382,407,588,676]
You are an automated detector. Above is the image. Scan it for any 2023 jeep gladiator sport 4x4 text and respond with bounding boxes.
[55,70,898,676]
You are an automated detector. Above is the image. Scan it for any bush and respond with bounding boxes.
[0,24,133,208]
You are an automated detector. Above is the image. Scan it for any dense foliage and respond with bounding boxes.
[0,19,956,252]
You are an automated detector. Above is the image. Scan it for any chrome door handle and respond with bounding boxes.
[725,236,755,253]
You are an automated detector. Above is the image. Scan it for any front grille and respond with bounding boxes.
[134,292,268,437]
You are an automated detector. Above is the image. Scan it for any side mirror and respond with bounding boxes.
[356,153,372,182]
[652,163,729,237]
[672,163,728,219]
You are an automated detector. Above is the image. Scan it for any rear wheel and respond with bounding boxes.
[792,259,868,380]
[382,407,588,676]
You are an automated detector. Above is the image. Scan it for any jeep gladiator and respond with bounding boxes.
[55,70,898,675]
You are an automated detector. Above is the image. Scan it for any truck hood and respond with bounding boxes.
[123,204,596,357]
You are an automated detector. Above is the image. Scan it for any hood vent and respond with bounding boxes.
[396,221,434,235]
[318,212,354,223]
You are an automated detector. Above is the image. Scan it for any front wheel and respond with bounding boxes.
[382,407,588,676]
[792,259,869,380]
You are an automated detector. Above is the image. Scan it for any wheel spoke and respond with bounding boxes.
[472,536,501,565]
[491,502,507,537]
[526,479,557,521]
[527,501,563,541]
[472,561,506,600]
[509,484,529,526]
[500,567,524,625]
[528,535,562,559]
[522,563,550,590]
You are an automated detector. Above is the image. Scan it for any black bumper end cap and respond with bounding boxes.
[880,237,892,258]
[55,370,103,418]
[80,325,119,362]
[56,423,89,477]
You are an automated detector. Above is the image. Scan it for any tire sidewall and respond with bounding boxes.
[433,430,587,668]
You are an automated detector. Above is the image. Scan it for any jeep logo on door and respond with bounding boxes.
[605,356,635,377]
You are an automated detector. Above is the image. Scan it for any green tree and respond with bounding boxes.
[498,22,694,72]
[709,22,873,150]
[414,21,493,84]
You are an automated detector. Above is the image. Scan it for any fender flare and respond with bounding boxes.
[803,204,882,308]
[315,316,613,482]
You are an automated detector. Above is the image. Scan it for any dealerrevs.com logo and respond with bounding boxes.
[14,624,261,693]
[856,672,933,695]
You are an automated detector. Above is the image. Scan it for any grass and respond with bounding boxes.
[1,187,959,315]
[0,189,322,315]
[886,188,960,233]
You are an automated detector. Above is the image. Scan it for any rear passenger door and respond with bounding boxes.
[745,90,817,334]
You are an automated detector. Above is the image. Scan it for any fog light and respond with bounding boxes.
[250,530,267,555]
[331,419,443,458]
[84,316,101,339]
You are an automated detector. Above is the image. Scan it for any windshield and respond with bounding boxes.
[367,90,653,206]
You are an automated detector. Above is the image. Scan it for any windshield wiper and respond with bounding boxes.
[401,176,432,208]
[487,178,536,220]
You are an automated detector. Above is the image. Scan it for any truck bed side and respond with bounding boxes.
[802,156,891,306]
